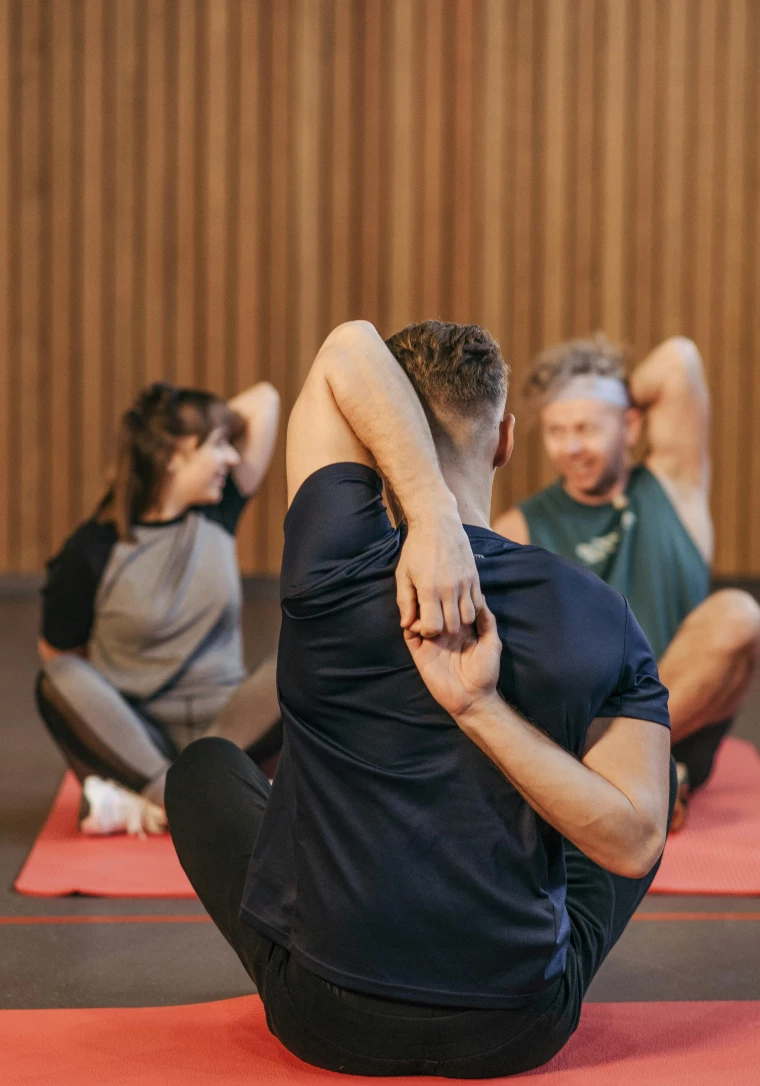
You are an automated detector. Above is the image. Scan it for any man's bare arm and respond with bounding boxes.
[405,608,671,878]
[492,506,530,544]
[629,336,710,491]
[288,321,483,636]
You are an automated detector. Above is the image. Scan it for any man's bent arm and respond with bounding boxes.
[629,336,710,490]
[288,321,483,635]
[458,696,670,878]
[404,607,671,879]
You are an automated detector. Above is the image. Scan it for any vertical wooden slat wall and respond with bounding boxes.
[1,0,759,577]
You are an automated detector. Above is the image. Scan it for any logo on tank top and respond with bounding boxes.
[575,510,637,567]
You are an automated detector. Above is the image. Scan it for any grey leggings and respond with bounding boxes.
[35,654,281,806]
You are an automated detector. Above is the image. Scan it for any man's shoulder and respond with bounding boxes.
[533,541,621,588]
[286,462,383,524]
[483,537,626,615]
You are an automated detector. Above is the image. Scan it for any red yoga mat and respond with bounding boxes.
[15,736,760,899]
[2,997,759,1085]
[650,737,760,895]
[14,773,195,898]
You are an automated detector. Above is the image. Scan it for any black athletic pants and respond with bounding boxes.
[165,737,677,1078]
[672,718,734,790]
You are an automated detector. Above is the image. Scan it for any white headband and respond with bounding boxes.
[544,374,630,409]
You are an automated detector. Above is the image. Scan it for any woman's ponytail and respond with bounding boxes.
[96,384,182,540]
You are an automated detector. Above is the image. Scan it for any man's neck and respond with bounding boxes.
[440,462,493,530]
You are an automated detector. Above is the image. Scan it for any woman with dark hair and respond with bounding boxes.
[36,380,281,836]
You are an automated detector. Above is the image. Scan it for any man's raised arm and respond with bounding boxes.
[287,321,483,637]
[629,336,710,490]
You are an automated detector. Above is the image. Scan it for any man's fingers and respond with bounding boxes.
[418,597,445,638]
[459,591,476,627]
[475,602,498,641]
[441,591,461,636]
[396,573,417,628]
[470,581,485,616]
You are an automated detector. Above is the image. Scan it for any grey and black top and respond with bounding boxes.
[41,477,249,705]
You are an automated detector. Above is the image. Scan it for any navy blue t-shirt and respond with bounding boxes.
[241,463,670,1008]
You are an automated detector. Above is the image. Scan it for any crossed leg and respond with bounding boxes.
[658,589,760,747]
[36,652,282,812]
[657,589,760,816]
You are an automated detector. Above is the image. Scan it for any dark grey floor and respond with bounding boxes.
[1,588,759,1010]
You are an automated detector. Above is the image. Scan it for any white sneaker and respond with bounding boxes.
[79,776,167,838]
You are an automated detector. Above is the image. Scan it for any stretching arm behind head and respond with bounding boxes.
[629,336,710,490]
[629,336,713,563]
[287,321,483,637]
[228,382,281,497]
[405,606,671,879]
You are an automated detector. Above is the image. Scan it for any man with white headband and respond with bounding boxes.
[494,334,760,830]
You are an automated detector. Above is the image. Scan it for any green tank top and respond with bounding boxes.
[519,465,710,661]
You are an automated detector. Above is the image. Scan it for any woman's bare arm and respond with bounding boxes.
[228,382,281,497]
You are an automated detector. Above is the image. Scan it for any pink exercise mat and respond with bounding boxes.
[650,737,760,895]
[14,772,195,898]
[2,996,759,1085]
[14,737,760,899]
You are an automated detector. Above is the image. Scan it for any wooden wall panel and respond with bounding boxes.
[0,0,10,569]
[748,2,760,573]
[2,0,760,577]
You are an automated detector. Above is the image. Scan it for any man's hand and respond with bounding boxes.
[288,319,486,637]
[396,506,485,637]
[406,603,670,879]
[403,604,501,716]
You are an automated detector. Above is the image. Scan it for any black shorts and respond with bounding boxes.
[165,737,677,1078]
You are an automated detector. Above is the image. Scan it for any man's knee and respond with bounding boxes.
[707,589,760,658]
[165,736,239,816]
[166,736,240,796]
[685,589,760,659]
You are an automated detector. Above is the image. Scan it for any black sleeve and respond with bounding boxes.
[280,462,396,598]
[596,600,671,727]
[198,474,249,535]
[41,521,117,651]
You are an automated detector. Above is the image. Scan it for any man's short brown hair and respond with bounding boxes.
[523,333,631,408]
[385,321,508,432]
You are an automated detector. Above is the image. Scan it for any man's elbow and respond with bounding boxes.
[662,336,706,388]
[611,819,667,880]
[256,381,280,407]
[317,320,378,360]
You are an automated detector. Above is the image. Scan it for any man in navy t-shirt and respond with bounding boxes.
[166,319,674,1078]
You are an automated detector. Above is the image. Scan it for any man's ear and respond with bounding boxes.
[624,406,643,449]
[494,414,515,468]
